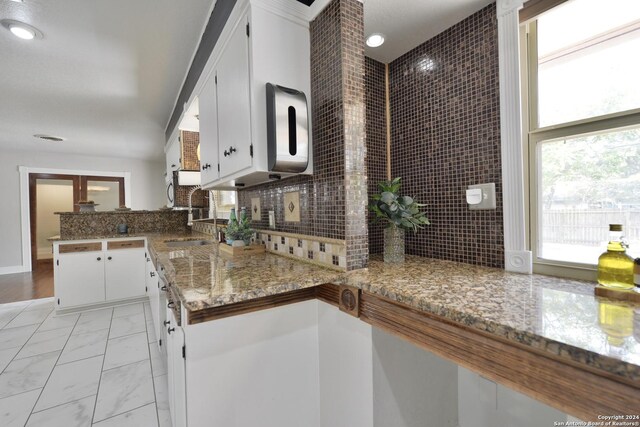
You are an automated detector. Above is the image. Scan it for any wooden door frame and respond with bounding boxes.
[29,174,81,270]
[18,167,131,273]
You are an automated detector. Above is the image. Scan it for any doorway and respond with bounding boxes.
[28,173,125,271]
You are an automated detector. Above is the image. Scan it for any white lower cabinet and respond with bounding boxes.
[53,238,147,310]
[105,247,146,300]
[166,307,186,427]
[164,298,573,427]
[56,251,105,308]
[171,300,373,427]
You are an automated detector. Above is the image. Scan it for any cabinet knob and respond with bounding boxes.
[223,147,237,157]
[150,272,155,277]
[164,320,171,326]
[202,163,211,170]
[167,301,175,309]
[161,285,167,291]
[107,256,112,261]
[97,257,101,261]
[167,327,175,335]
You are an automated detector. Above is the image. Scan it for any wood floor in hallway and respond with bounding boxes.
[0,263,54,304]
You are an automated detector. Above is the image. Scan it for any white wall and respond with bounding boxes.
[372,328,458,427]
[0,149,165,270]
[458,367,568,427]
[318,302,374,427]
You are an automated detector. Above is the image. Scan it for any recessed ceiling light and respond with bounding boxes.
[1,20,43,40]
[366,33,385,48]
[34,134,65,142]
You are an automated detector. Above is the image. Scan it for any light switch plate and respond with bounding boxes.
[251,198,261,221]
[468,183,496,210]
[284,191,301,222]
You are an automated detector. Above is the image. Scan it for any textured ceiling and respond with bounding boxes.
[0,0,215,160]
[364,0,494,63]
[0,0,495,161]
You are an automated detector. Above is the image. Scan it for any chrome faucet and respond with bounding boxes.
[187,185,201,226]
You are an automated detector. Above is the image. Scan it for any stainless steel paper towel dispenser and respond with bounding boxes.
[266,83,309,173]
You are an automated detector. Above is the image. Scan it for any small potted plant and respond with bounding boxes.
[370,177,430,263]
[224,207,255,247]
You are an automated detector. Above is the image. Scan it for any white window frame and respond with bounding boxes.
[522,18,640,280]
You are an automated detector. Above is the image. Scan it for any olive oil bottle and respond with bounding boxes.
[597,224,634,290]
[598,301,633,348]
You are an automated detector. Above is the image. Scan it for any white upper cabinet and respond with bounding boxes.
[199,74,220,184]
[165,135,181,179]
[198,1,312,190]
[217,16,252,179]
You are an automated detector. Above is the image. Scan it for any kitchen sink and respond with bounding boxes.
[164,239,215,247]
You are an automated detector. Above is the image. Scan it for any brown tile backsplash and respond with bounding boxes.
[387,4,504,268]
[238,0,367,270]
[340,0,368,270]
[58,210,189,239]
[173,171,209,208]
[365,57,387,255]
[181,130,200,171]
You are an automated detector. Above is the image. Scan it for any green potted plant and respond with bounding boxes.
[225,207,255,246]
[370,177,430,263]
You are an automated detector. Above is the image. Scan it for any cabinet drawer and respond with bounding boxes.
[107,240,145,250]
[59,242,102,253]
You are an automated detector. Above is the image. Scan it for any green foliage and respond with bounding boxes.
[541,127,640,209]
[369,177,430,233]
[225,209,254,242]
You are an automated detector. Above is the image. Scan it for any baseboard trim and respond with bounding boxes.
[0,265,27,275]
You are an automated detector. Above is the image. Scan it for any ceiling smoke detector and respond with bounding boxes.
[34,134,65,142]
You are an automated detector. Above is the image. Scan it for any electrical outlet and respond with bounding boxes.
[268,210,276,229]
[468,183,496,210]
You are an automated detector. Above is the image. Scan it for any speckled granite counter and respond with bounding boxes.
[59,230,640,385]
[347,255,640,383]
[146,233,342,311]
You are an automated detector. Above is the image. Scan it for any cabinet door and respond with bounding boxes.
[56,252,105,308]
[146,257,159,328]
[165,307,187,427]
[105,248,146,301]
[166,137,181,178]
[217,16,252,178]
[199,73,219,186]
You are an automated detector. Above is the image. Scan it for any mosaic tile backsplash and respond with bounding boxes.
[191,221,346,271]
[387,3,504,268]
[238,0,367,270]
[365,57,387,255]
[181,130,200,171]
[58,210,189,239]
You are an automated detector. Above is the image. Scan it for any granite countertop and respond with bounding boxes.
[347,255,640,382]
[49,233,152,241]
[62,230,640,382]
[54,209,175,215]
[147,232,343,311]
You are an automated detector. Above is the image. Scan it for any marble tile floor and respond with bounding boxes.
[0,298,171,427]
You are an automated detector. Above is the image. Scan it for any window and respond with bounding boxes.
[524,0,640,278]
[213,191,237,218]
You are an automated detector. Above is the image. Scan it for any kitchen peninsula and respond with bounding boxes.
[146,233,640,425]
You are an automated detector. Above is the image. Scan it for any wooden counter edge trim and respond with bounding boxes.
[59,242,102,253]
[187,284,340,325]
[359,291,640,421]
[107,239,145,250]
